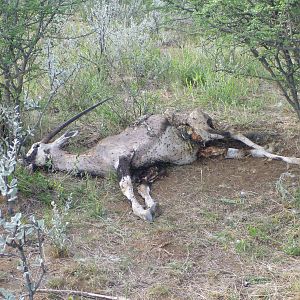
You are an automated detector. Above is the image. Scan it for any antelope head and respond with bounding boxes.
[166,107,230,144]
[24,99,111,170]
[24,130,78,170]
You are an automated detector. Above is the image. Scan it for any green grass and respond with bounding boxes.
[16,165,108,221]
[16,167,54,206]
[247,225,269,241]
[284,242,300,256]
[235,239,252,253]
[211,213,300,259]
[71,176,107,219]
[245,276,271,285]
[168,47,263,110]
[147,284,171,298]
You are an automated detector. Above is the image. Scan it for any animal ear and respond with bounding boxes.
[64,130,79,138]
[52,130,79,148]
[164,109,175,123]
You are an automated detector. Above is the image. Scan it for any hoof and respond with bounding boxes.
[149,202,158,214]
[143,208,154,222]
[133,206,155,222]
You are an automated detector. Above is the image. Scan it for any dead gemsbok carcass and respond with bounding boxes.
[25,101,300,221]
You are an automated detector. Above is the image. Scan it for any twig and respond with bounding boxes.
[0,252,19,258]
[35,289,129,300]
[17,243,34,300]
[32,224,46,293]
[47,29,97,40]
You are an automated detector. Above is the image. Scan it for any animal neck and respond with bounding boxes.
[50,149,106,176]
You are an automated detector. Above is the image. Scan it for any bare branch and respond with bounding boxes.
[0,252,19,258]
[35,288,129,300]
[32,224,47,293]
[250,47,296,109]
[16,242,34,300]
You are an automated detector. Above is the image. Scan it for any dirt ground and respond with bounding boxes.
[2,106,300,299]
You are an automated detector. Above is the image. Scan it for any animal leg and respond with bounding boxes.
[229,132,300,165]
[199,146,274,160]
[198,145,293,162]
[225,148,248,159]
[137,183,158,214]
[116,156,154,222]
[226,147,300,161]
[52,130,79,148]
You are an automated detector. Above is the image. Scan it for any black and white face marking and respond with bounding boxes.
[25,142,53,170]
[24,143,40,165]
[206,117,215,129]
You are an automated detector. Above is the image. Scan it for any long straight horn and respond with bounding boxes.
[41,97,113,143]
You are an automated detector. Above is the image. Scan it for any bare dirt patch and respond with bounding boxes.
[2,150,300,299]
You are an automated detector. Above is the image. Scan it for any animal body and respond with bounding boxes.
[25,102,300,221]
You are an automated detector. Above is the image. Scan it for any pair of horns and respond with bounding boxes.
[41,97,113,143]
